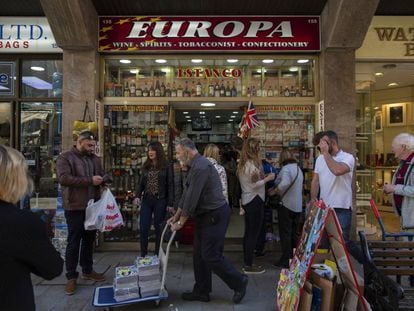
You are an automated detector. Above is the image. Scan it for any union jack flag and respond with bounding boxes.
[245,99,260,129]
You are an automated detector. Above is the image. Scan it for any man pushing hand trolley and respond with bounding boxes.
[92,223,176,309]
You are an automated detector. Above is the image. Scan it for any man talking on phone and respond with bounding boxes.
[309,130,365,263]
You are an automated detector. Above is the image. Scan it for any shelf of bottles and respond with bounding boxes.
[250,104,316,201]
[102,105,168,241]
[103,59,315,99]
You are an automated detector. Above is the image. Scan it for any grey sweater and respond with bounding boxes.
[274,163,304,213]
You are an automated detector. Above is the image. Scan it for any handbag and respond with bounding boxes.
[268,166,299,209]
[72,101,98,140]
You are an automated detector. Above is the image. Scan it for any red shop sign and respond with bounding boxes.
[99,16,320,52]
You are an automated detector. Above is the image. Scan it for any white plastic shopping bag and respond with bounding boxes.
[84,189,124,232]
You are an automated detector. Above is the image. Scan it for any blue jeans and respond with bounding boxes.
[139,194,167,257]
[334,208,365,264]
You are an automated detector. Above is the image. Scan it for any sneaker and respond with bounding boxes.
[181,291,210,302]
[81,270,106,282]
[65,279,77,295]
[242,264,265,274]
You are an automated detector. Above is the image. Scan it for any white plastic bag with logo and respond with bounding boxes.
[84,189,124,232]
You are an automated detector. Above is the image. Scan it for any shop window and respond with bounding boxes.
[103,58,315,98]
[21,60,63,98]
[20,102,62,198]
[0,102,12,145]
[0,61,16,96]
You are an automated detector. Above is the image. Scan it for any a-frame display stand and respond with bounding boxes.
[277,200,368,311]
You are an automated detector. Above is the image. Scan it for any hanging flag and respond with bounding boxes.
[245,99,260,129]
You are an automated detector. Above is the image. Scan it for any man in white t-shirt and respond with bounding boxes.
[309,130,364,263]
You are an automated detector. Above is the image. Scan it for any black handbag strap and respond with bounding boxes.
[280,165,299,199]
[82,101,93,122]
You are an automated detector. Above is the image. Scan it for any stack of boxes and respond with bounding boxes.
[114,265,140,302]
[113,255,161,301]
[136,256,161,298]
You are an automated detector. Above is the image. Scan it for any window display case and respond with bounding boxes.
[250,105,315,201]
[102,104,168,242]
[102,57,316,99]
[20,102,62,197]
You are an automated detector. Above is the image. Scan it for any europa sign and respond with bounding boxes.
[99,16,320,52]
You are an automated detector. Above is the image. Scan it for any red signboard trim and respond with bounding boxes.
[99,16,320,52]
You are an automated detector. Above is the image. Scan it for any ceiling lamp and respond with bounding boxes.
[227,59,239,63]
[191,59,203,63]
[30,66,45,71]
[374,72,384,77]
[297,59,309,64]
[262,59,274,64]
[388,82,398,87]
[130,69,139,74]
[201,102,216,107]
[155,59,167,64]
[119,59,131,64]
[289,67,299,72]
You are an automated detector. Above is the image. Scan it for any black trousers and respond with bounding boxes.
[243,195,264,266]
[277,205,301,265]
[64,210,96,280]
[192,204,244,294]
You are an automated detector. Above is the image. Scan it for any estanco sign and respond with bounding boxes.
[0,17,61,53]
[99,16,320,52]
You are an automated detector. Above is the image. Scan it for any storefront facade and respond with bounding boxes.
[0,17,63,205]
[97,16,320,243]
[355,16,414,217]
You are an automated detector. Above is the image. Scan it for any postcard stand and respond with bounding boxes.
[276,200,369,311]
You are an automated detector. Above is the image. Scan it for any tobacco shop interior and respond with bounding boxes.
[101,55,317,245]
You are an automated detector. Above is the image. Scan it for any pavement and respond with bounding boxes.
[33,247,280,311]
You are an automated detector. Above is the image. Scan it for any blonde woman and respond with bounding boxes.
[0,145,63,310]
[204,143,228,202]
[237,138,275,274]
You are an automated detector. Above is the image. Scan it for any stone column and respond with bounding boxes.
[319,48,356,152]
[320,0,379,152]
[40,0,98,149]
[62,50,99,149]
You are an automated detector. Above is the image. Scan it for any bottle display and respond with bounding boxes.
[103,62,315,98]
[103,105,168,242]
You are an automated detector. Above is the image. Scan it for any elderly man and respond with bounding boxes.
[169,138,248,304]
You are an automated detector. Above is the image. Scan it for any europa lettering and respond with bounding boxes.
[126,20,293,39]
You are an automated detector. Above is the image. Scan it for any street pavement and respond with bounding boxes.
[33,248,280,311]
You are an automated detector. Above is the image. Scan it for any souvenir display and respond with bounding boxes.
[276,200,368,311]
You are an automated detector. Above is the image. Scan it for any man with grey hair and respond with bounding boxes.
[169,137,248,304]
[383,133,414,223]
